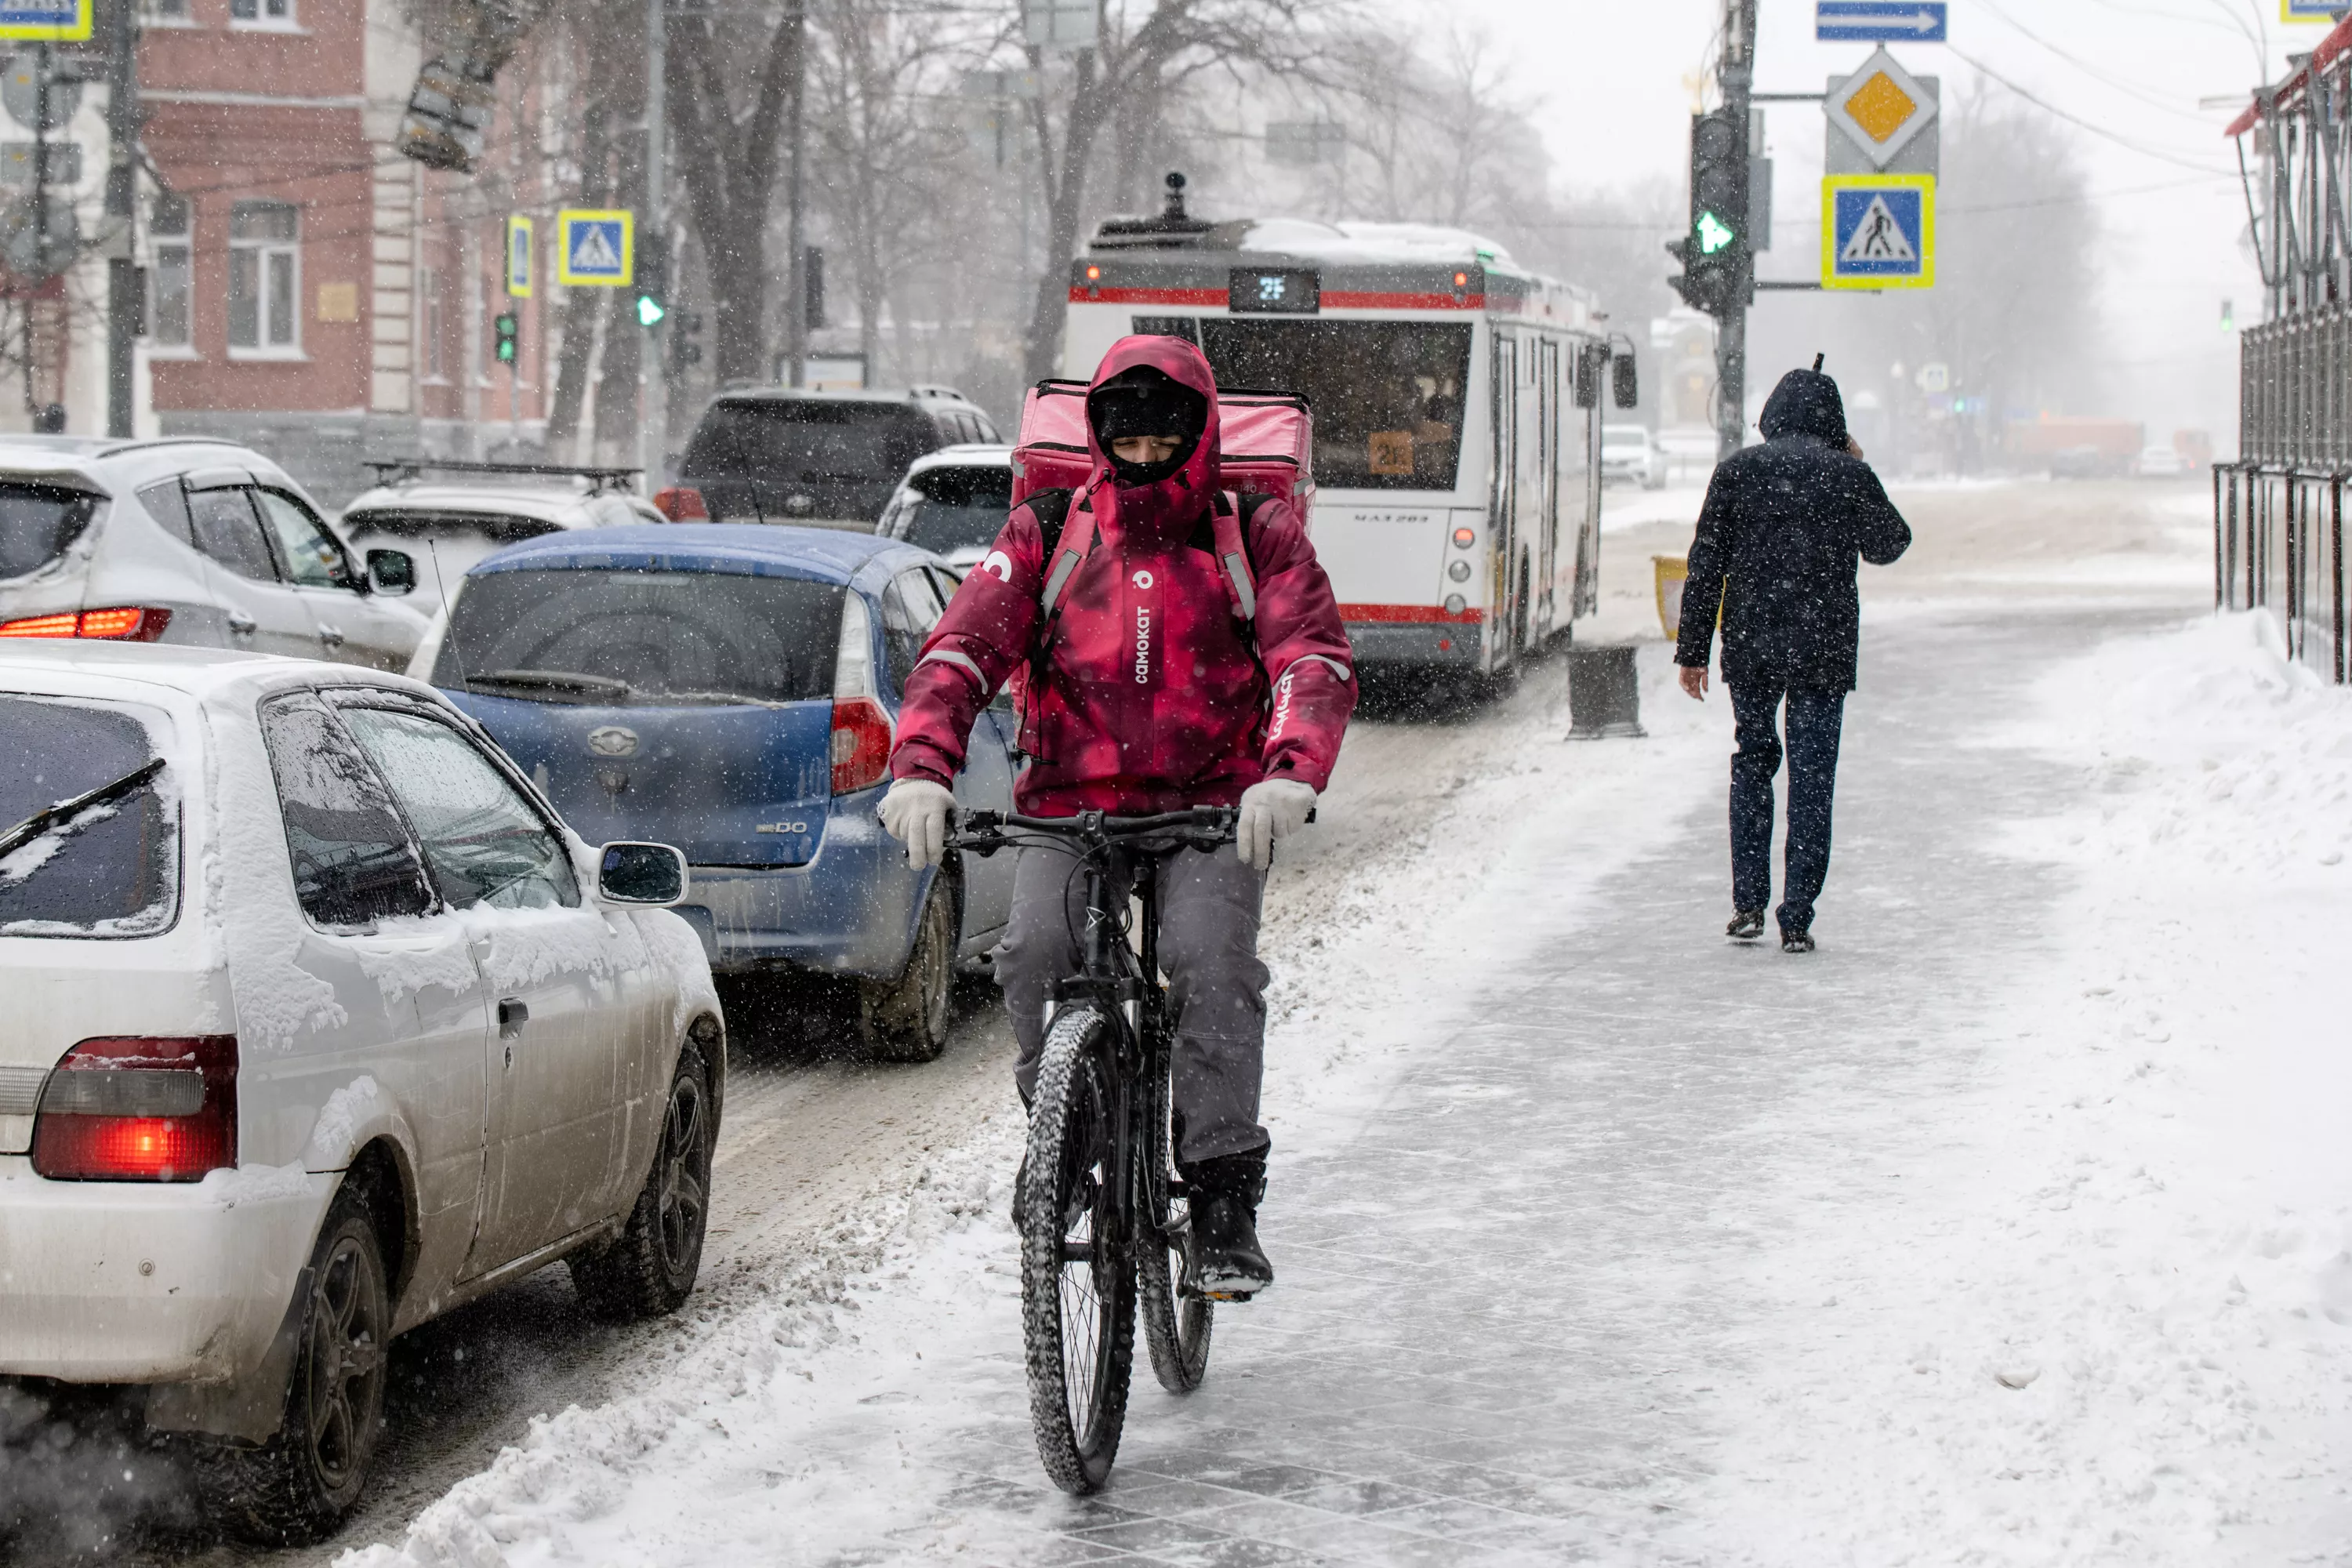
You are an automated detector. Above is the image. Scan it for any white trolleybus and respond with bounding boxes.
[1061,206,1632,674]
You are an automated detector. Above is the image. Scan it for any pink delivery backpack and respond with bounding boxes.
[1010,378,1316,529]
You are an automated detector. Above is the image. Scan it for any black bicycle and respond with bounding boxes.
[949,807,1236,1495]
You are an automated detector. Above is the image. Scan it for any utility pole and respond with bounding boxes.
[640,0,666,485]
[1715,0,1757,461]
[783,0,807,388]
[104,0,137,437]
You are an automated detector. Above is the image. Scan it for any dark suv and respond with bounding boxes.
[674,387,1000,527]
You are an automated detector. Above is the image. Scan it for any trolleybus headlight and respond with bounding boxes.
[1447,561,1472,583]
[1443,594,1468,615]
[1450,527,1475,549]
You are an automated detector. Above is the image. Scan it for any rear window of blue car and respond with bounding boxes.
[436,567,846,706]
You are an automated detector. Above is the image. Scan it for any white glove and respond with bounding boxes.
[878,779,954,870]
[1236,778,1317,872]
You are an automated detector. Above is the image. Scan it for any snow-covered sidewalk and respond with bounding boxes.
[339,600,2352,1568]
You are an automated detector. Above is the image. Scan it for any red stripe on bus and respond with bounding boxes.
[1320,291,1485,311]
[1340,603,1486,625]
[1067,287,1228,306]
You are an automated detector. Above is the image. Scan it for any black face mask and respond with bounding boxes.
[1104,434,1200,488]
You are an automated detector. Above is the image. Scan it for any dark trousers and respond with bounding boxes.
[1728,684,1847,935]
[995,841,1271,1167]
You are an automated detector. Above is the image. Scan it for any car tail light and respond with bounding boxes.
[830,697,894,793]
[829,592,893,793]
[652,486,708,521]
[31,1036,238,1181]
[0,607,172,641]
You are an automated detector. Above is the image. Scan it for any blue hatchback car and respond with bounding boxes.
[419,524,1018,1059]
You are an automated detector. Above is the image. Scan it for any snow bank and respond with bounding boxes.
[1676,612,2352,1565]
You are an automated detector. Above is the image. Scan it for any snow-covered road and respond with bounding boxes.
[303,480,2352,1566]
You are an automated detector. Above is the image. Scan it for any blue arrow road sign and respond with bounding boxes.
[1817,2,1947,42]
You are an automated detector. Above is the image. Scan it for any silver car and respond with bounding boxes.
[0,436,427,670]
[339,463,667,611]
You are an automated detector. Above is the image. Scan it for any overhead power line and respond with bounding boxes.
[1945,43,2238,175]
[1974,0,2218,124]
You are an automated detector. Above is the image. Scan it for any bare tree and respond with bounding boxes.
[666,0,808,386]
[806,0,964,377]
[1014,0,1335,381]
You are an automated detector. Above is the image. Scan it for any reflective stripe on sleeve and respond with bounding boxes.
[917,648,989,688]
[1282,652,1354,683]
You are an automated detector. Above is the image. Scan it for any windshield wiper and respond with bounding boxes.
[466,669,636,699]
[0,757,165,863]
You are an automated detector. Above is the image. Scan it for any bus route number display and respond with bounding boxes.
[1229,268,1320,314]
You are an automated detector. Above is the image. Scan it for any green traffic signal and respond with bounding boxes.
[1696,211,1737,256]
[493,312,518,363]
[636,293,666,328]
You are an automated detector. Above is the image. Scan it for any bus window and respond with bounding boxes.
[1200,320,1473,492]
[1131,316,1201,344]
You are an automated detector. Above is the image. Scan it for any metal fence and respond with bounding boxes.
[2215,462,2344,678]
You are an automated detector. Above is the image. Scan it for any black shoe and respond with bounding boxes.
[1178,1149,1273,1301]
[1726,910,1766,941]
[1182,1193,1273,1301]
[1782,930,1816,954]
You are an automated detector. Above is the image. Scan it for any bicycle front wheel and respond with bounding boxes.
[1138,1058,1213,1394]
[1018,1007,1136,1494]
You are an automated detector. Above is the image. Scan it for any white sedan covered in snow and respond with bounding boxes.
[0,642,720,1544]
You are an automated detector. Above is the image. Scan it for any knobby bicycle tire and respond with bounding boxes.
[1138,1052,1214,1393]
[1018,1007,1136,1494]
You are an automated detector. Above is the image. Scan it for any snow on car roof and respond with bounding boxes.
[467,522,922,585]
[340,484,604,526]
[0,640,449,723]
[906,444,1013,474]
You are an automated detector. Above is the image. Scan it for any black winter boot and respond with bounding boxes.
[1726,910,1766,941]
[1179,1149,1273,1301]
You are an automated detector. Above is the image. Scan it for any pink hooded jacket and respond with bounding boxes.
[889,336,1356,816]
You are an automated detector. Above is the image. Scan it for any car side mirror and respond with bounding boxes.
[1613,355,1639,411]
[367,549,416,595]
[598,841,687,906]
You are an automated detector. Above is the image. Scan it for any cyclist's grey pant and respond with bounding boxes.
[995,840,1270,1167]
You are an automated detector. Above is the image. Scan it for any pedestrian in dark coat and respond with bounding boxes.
[1674,362,1911,953]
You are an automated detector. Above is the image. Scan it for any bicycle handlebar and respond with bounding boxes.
[949,807,1238,848]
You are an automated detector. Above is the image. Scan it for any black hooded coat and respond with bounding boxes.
[1674,369,1912,692]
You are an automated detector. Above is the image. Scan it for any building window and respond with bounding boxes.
[150,195,191,350]
[228,201,299,355]
[228,0,293,24]
[419,266,445,381]
[143,0,192,20]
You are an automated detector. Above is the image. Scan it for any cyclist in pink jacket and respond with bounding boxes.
[880,335,1355,1296]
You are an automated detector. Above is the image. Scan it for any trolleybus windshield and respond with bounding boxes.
[1196,320,1473,492]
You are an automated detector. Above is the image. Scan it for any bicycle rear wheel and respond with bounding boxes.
[1138,1059,1213,1393]
[1018,1007,1136,1494]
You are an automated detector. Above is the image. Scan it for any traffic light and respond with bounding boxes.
[493,311,518,364]
[1668,108,1751,318]
[636,234,670,328]
[670,311,705,372]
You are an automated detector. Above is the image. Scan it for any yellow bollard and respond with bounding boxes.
[1653,554,1689,640]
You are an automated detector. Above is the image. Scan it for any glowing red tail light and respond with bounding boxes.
[31,1036,237,1181]
[829,696,894,794]
[652,486,708,521]
[0,607,172,641]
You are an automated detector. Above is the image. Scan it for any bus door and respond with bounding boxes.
[1577,350,1604,617]
[1489,332,1520,667]
[1537,336,1563,641]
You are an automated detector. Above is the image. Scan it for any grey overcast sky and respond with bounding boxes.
[1437,0,2310,441]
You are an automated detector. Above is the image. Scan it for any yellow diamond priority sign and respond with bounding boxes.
[1827,46,1938,169]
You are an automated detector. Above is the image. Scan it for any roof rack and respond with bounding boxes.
[362,457,643,494]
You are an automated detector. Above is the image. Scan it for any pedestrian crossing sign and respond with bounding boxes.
[1822,174,1935,290]
[556,209,633,288]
